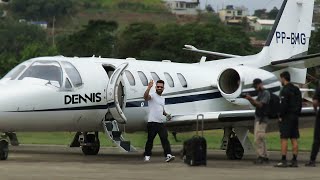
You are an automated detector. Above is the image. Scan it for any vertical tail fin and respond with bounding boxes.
[264,0,315,61]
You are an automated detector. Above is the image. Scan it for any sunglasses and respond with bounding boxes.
[156,86,164,88]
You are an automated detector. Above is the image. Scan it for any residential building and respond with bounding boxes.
[218,5,249,25]
[253,19,274,31]
[247,16,274,31]
[163,0,200,15]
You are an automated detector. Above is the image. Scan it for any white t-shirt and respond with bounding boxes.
[148,92,165,123]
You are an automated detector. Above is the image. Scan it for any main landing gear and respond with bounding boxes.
[226,132,244,160]
[0,134,9,160]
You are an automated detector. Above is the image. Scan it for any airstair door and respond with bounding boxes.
[106,63,128,124]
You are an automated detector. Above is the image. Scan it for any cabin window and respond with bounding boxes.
[151,72,160,82]
[62,61,83,87]
[3,64,27,80]
[125,70,135,86]
[177,73,188,88]
[138,71,148,86]
[18,61,63,87]
[164,72,174,87]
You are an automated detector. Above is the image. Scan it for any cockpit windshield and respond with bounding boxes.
[18,61,63,87]
[2,64,27,80]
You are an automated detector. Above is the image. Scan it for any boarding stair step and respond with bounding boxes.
[102,120,136,152]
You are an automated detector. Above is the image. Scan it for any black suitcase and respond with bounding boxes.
[182,114,207,166]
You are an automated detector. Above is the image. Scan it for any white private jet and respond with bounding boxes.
[0,0,319,160]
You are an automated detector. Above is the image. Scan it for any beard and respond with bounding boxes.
[156,89,163,95]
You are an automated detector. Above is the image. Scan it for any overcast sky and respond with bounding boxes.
[199,0,283,15]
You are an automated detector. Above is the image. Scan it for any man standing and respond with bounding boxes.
[143,79,175,162]
[245,78,270,164]
[305,84,320,167]
[275,71,302,168]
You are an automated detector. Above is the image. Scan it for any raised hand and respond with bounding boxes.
[148,80,154,89]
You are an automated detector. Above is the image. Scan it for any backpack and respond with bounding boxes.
[267,91,281,118]
[290,86,302,114]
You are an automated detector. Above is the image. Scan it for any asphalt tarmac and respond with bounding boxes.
[0,145,319,180]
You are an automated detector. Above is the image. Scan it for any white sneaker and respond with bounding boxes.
[165,154,175,162]
[144,156,150,162]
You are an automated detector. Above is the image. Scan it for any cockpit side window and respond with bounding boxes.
[18,61,63,87]
[65,78,72,89]
[62,61,83,87]
[3,64,27,80]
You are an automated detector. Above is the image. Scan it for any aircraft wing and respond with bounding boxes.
[166,107,315,132]
[183,45,241,59]
[169,110,255,125]
[271,53,320,69]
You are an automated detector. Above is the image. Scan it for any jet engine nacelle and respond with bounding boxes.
[217,66,280,105]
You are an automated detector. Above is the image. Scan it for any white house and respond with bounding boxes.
[163,0,200,15]
[247,16,274,31]
[253,19,274,31]
[218,5,249,24]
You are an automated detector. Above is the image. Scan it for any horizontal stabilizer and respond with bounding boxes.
[271,53,320,69]
[183,45,241,59]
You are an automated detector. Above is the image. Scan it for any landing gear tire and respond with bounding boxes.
[226,132,244,160]
[81,134,100,156]
[0,140,9,160]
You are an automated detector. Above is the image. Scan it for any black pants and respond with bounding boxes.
[310,112,320,161]
[144,122,172,157]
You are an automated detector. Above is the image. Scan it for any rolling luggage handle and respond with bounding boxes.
[196,114,204,137]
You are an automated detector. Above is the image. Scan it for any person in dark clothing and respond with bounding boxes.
[305,85,320,167]
[245,78,270,164]
[275,71,302,168]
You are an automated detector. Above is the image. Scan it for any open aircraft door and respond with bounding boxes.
[106,63,128,124]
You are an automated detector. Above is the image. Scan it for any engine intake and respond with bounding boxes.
[217,66,280,105]
[218,68,240,95]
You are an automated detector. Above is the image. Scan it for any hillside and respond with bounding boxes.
[50,0,211,34]
[52,0,215,35]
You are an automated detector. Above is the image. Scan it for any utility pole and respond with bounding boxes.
[52,16,55,46]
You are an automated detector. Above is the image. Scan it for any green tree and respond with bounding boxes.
[115,22,158,58]
[0,19,55,76]
[0,53,19,76]
[10,0,74,21]
[248,29,270,40]
[254,9,267,19]
[205,5,214,13]
[309,28,320,54]
[268,7,279,19]
[140,23,254,63]
[57,20,118,57]
[20,43,58,61]
[0,19,46,55]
